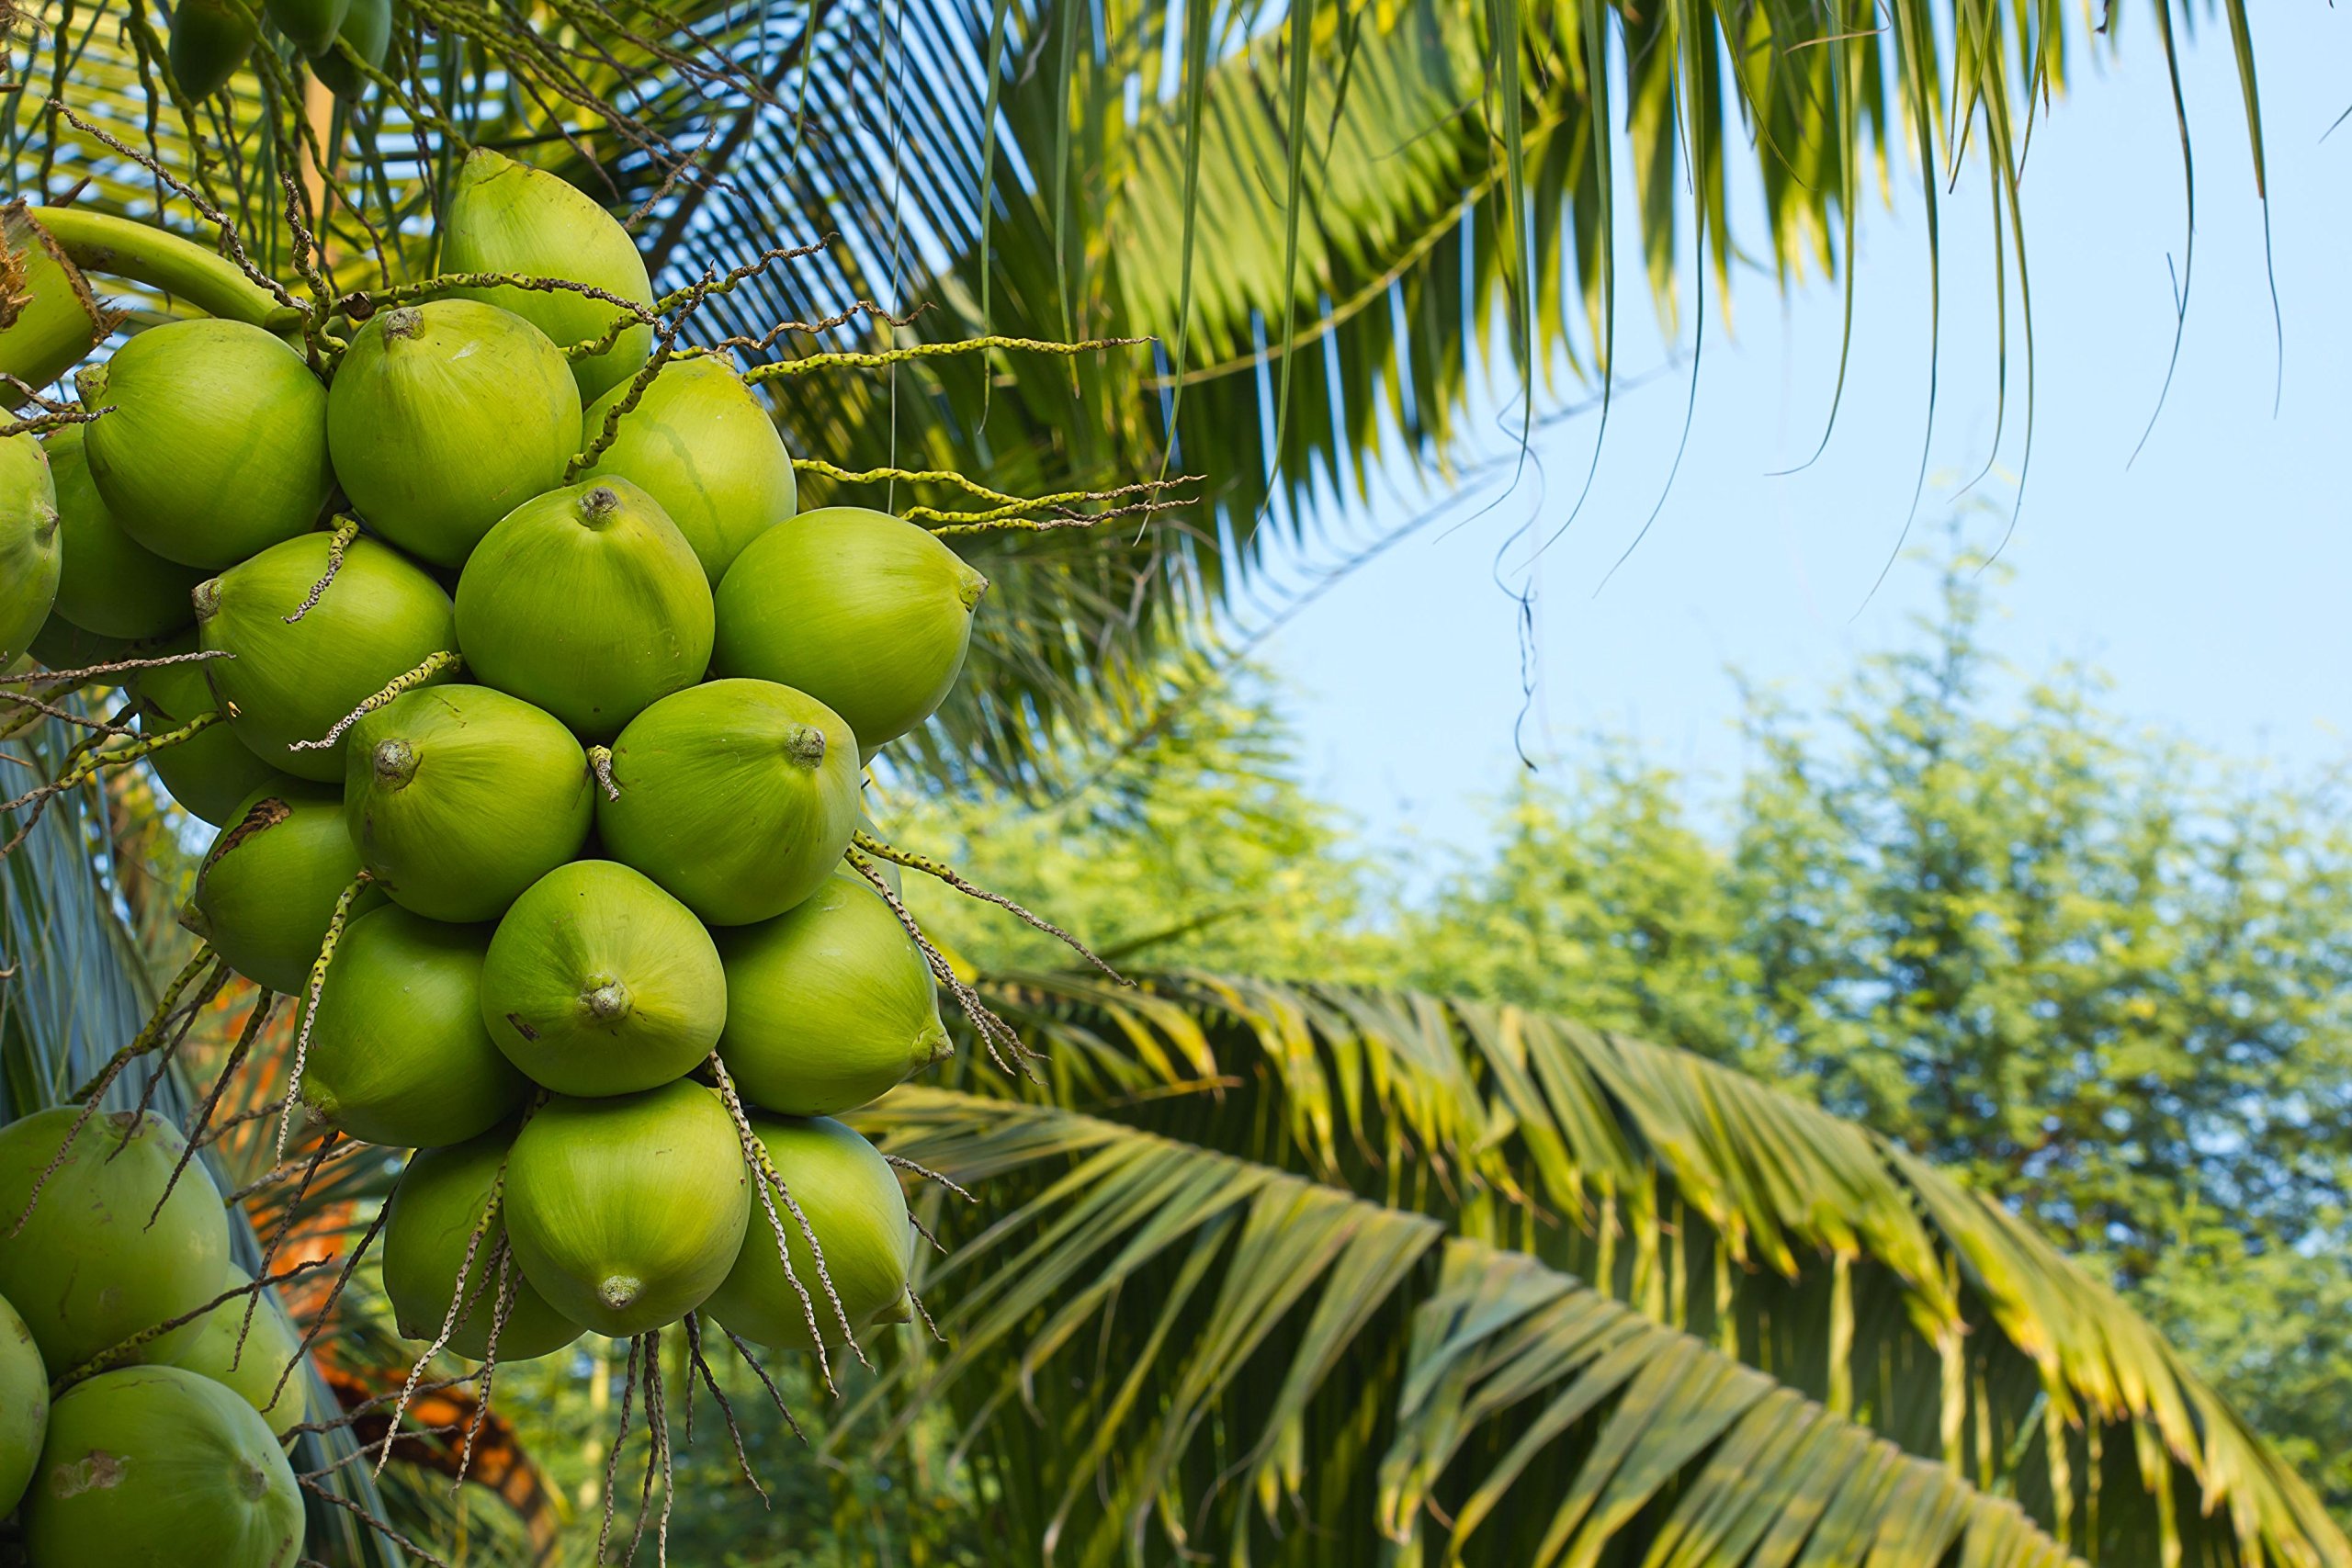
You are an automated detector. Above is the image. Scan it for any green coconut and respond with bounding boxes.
[480,859,726,1097]
[22,1365,304,1568]
[131,636,298,827]
[264,0,348,53]
[310,0,391,99]
[197,531,457,781]
[0,432,59,667]
[381,1129,583,1361]
[300,905,529,1147]
[704,1114,913,1352]
[166,0,259,97]
[0,1292,47,1518]
[714,507,989,754]
[185,781,379,995]
[85,319,331,568]
[440,147,654,401]
[577,356,796,582]
[596,679,860,927]
[0,1107,229,1372]
[503,1082,751,1337]
[46,421,206,639]
[162,1263,308,1438]
[1,203,115,404]
[344,684,593,920]
[454,478,711,740]
[717,874,948,1117]
[328,300,582,567]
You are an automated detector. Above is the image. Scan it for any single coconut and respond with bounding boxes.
[596,679,860,926]
[131,635,298,828]
[85,319,331,568]
[0,432,59,666]
[264,0,349,54]
[162,1262,308,1437]
[381,1128,583,1361]
[299,905,529,1147]
[46,421,206,639]
[310,0,390,99]
[440,147,654,401]
[343,683,594,920]
[328,300,582,567]
[0,1107,229,1371]
[166,0,259,97]
[577,356,796,582]
[717,874,948,1116]
[713,507,988,754]
[196,531,457,781]
[184,781,381,996]
[503,1081,751,1337]
[0,1292,47,1518]
[704,1114,913,1352]
[454,478,711,740]
[22,1366,304,1568]
[480,859,725,1098]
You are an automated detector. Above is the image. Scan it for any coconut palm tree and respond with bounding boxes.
[6,1,2336,1563]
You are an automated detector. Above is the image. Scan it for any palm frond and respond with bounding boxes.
[870,968,2351,1568]
[16,2,2278,786]
[850,1087,2084,1566]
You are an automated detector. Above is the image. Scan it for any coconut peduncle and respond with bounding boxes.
[282,516,365,624]
[708,297,932,358]
[298,1474,458,1568]
[706,1052,846,1393]
[289,649,462,753]
[48,1252,335,1397]
[220,1134,365,1207]
[375,1109,532,1477]
[683,1313,773,1504]
[452,1238,521,1492]
[721,1325,808,1445]
[625,1327,675,1567]
[594,1334,644,1565]
[884,1152,980,1204]
[276,869,376,1161]
[0,689,140,740]
[111,959,237,1158]
[0,404,104,438]
[846,850,1036,1079]
[45,101,309,323]
[905,1284,947,1346]
[237,1128,345,1363]
[743,333,1152,382]
[0,710,225,860]
[650,241,828,315]
[153,987,277,1224]
[266,1197,388,1417]
[923,490,1199,538]
[10,950,225,1236]
[566,274,714,479]
[852,829,1131,986]
[0,646,229,691]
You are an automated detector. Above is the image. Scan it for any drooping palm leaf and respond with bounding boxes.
[828,968,2347,1567]
[16,0,2276,786]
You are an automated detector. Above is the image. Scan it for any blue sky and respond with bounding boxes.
[1255,6,2350,861]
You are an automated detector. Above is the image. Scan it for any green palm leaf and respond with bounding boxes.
[830,969,2347,1566]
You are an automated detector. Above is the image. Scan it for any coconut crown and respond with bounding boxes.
[441,147,656,401]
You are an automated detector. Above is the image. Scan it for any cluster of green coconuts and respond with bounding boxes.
[170,0,396,104]
[0,148,989,1565]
